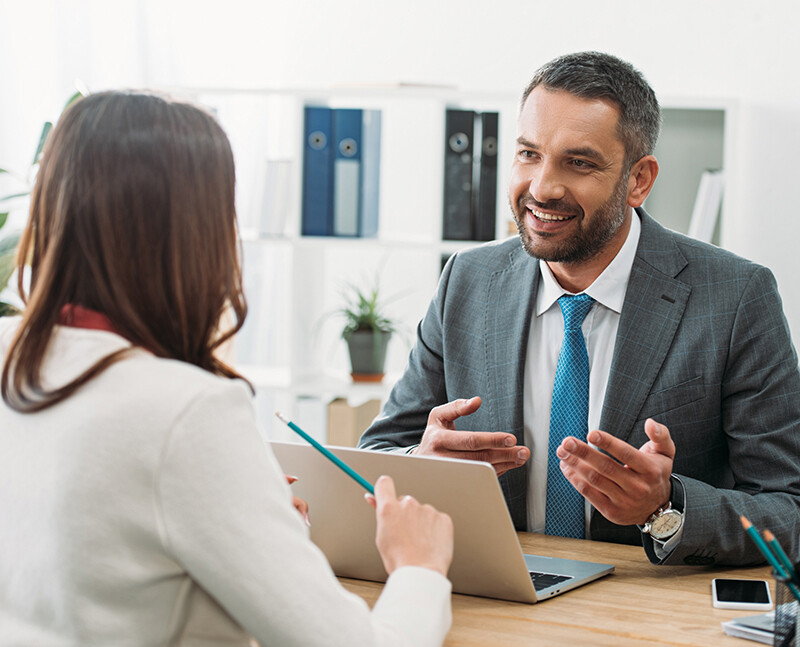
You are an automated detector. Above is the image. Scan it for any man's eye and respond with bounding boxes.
[518,150,535,159]
[571,159,595,169]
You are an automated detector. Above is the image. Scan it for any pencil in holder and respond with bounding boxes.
[774,569,800,647]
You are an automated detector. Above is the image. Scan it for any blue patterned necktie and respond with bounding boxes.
[545,293,595,539]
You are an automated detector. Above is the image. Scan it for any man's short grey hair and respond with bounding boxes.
[521,51,662,166]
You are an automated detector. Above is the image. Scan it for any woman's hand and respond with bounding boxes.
[285,475,310,527]
[365,475,453,577]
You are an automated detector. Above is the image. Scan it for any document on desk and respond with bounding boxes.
[721,611,773,644]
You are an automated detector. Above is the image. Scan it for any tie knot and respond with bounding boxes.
[558,294,594,330]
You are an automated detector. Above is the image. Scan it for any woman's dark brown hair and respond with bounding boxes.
[1,90,248,412]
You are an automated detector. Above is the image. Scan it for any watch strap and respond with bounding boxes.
[669,474,685,513]
[641,474,686,563]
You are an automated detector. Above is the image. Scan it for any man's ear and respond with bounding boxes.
[627,155,659,207]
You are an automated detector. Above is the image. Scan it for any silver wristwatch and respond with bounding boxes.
[642,502,684,541]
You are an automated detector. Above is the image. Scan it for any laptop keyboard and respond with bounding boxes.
[529,571,573,591]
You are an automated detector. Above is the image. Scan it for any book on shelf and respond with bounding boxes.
[687,168,724,244]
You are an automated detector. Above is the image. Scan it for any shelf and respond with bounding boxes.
[238,228,496,251]
[238,364,398,406]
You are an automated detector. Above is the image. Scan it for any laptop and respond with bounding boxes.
[270,441,614,603]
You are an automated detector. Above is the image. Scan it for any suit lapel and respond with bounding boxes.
[485,243,539,529]
[485,244,539,443]
[599,210,691,443]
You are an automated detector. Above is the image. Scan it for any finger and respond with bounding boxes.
[434,428,519,453]
[429,445,529,467]
[291,496,311,527]
[559,460,614,511]
[585,430,648,471]
[364,492,377,510]
[293,496,309,516]
[643,418,676,458]
[428,397,482,427]
[557,437,629,498]
[285,474,298,485]
[493,460,527,476]
[374,475,397,507]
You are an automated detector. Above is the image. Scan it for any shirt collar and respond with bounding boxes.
[536,210,641,316]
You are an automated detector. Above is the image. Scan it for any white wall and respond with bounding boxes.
[3,0,800,343]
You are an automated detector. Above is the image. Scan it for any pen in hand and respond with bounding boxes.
[275,411,375,495]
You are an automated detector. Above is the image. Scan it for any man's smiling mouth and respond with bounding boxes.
[530,208,576,222]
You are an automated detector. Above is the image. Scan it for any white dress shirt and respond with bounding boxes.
[524,213,641,534]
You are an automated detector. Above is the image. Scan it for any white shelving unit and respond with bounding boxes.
[170,85,733,440]
[647,98,735,245]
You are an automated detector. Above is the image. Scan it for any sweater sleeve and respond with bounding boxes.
[154,380,452,646]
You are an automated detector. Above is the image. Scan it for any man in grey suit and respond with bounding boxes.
[359,51,800,566]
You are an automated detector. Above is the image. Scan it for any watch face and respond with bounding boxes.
[651,510,683,540]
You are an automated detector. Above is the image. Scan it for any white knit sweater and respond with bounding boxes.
[0,318,451,646]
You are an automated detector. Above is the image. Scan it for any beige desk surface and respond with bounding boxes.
[340,532,773,646]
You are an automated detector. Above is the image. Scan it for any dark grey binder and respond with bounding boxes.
[474,111,498,241]
[443,109,475,240]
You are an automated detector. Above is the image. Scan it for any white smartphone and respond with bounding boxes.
[711,578,773,610]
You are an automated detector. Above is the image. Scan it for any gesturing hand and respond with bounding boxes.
[555,418,675,526]
[416,397,530,476]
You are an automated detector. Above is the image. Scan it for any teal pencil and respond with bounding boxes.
[275,412,375,495]
[741,516,800,602]
[763,529,798,582]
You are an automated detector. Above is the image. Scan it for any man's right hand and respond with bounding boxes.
[415,397,530,476]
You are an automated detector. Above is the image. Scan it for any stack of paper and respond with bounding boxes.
[721,611,773,644]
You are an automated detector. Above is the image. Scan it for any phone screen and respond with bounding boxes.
[714,579,770,603]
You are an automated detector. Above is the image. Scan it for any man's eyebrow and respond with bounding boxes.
[515,139,609,164]
[564,146,606,162]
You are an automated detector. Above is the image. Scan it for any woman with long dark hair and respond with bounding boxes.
[0,91,453,646]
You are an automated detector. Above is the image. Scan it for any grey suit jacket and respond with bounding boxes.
[360,209,800,566]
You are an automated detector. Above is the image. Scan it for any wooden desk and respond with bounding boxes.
[340,533,772,646]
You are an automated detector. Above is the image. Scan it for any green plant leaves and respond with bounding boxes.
[0,192,30,202]
[0,232,21,292]
[0,302,19,317]
[32,122,53,165]
[339,282,397,336]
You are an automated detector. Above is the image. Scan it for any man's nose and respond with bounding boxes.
[529,161,566,204]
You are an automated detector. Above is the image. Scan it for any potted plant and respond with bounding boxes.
[339,281,397,383]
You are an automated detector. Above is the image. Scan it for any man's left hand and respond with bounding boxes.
[556,418,674,526]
